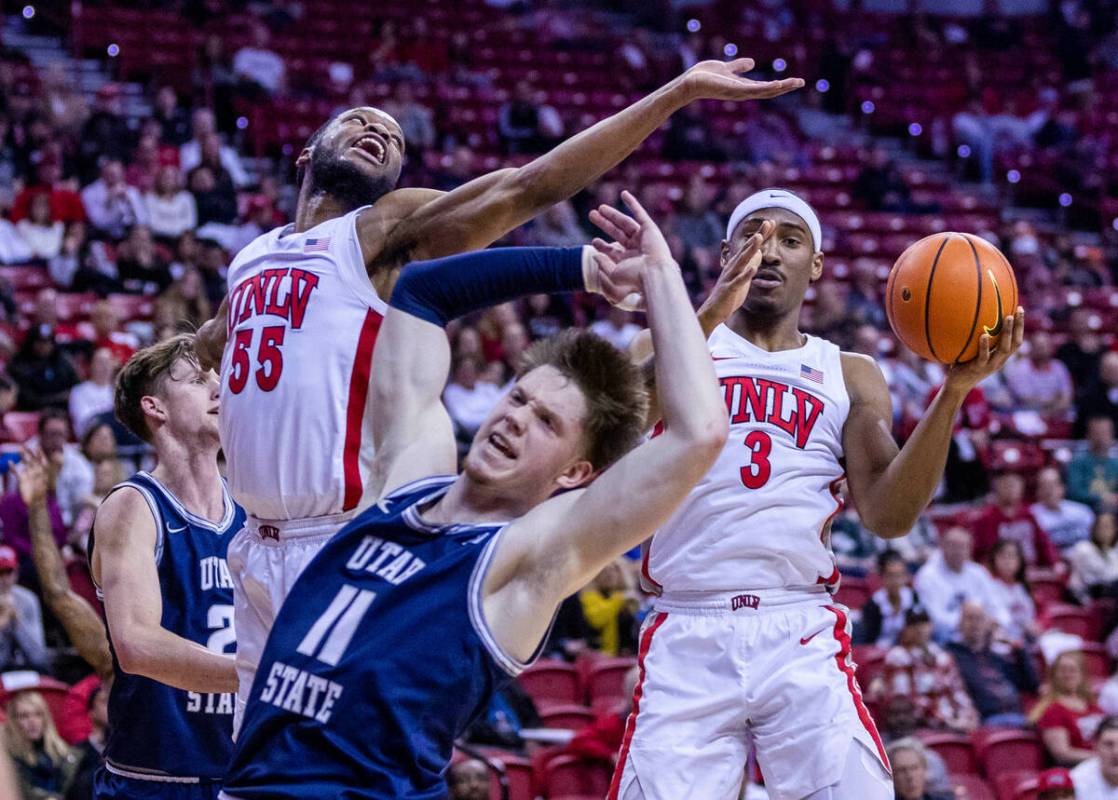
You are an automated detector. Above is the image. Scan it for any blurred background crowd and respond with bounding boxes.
[0,0,1116,798]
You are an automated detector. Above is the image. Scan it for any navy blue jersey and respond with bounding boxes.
[223,476,543,800]
[90,471,245,782]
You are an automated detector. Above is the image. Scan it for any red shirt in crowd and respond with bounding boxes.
[1036,700,1105,752]
[10,186,87,224]
[972,504,1060,566]
[566,712,626,763]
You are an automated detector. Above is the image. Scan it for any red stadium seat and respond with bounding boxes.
[972,729,1044,779]
[951,773,997,800]
[540,704,595,731]
[1079,642,1112,679]
[584,657,636,710]
[543,754,612,799]
[1041,604,1100,640]
[486,753,533,800]
[992,769,1038,800]
[916,730,979,775]
[517,660,581,711]
[4,411,40,443]
[833,576,872,609]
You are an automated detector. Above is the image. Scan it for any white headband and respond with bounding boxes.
[725,188,823,254]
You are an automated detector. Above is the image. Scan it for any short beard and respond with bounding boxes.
[307,150,396,212]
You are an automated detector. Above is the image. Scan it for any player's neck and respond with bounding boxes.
[149,439,225,522]
[727,309,806,352]
[294,188,350,233]
[425,475,537,525]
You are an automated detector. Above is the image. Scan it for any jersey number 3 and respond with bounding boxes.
[740,431,772,489]
[228,326,286,393]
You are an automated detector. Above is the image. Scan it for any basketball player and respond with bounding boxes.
[88,334,246,798]
[218,192,753,799]
[192,59,803,732]
[607,189,1025,800]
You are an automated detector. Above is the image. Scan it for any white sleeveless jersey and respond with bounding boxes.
[643,325,851,593]
[219,207,386,521]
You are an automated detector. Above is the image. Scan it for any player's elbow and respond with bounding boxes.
[113,631,158,677]
[861,512,915,540]
[678,415,729,466]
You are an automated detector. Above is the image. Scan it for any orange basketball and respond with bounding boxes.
[886,232,1019,365]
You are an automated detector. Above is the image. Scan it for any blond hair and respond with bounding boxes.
[114,333,198,443]
[1027,651,1096,725]
[4,692,71,767]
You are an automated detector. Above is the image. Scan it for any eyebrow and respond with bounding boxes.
[743,218,808,236]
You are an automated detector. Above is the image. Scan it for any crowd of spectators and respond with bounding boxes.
[0,0,1114,798]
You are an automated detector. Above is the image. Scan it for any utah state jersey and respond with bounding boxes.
[222,476,539,800]
[91,472,245,782]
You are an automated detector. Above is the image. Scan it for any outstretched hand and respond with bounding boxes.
[17,447,51,508]
[943,307,1026,394]
[587,190,676,310]
[698,221,774,325]
[681,59,804,103]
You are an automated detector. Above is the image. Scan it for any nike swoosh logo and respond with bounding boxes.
[800,630,823,646]
[982,269,1004,337]
[712,355,736,361]
[166,524,188,534]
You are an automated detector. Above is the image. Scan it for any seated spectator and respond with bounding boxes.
[30,408,95,529]
[589,307,641,352]
[872,606,979,733]
[580,560,639,657]
[1068,416,1118,511]
[152,85,191,147]
[914,526,998,641]
[9,325,80,412]
[180,108,250,188]
[125,133,162,194]
[80,158,148,240]
[69,347,117,438]
[69,441,125,553]
[88,300,140,365]
[946,602,1038,727]
[670,178,722,252]
[856,550,920,648]
[1070,715,1118,797]
[1077,353,1118,437]
[10,157,86,225]
[443,356,503,438]
[77,83,133,176]
[159,268,213,332]
[1005,331,1074,417]
[1068,512,1118,603]
[1033,466,1096,551]
[5,691,81,799]
[446,759,488,800]
[190,165,238,227]
[497,81,563,155]
[233,22,287,97]
[542,594,595,662]
[0,216,33,265]
[888,738,953,800]
[117,225,173,296]
[845,259,887,330]
[1057,308,1103,406]
[566,666,638,765]
[144,165,197,240]
[16,192,64,260]
[0,545,47,672]
[463,680,541,752]
[985,540,1038,645]
[68,681,108,800]
[972,469,1060,567]
[1030,650,1105,767]
[853,147,917,213]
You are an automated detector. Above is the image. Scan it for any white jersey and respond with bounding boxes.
[643,325,851,593]
[219,207,386,522]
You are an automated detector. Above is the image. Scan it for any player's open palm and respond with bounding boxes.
[699,220,774,325]
[588,190,674,309]
[17,447,51,507]
[682,59,804,103]
[944,307,1025,393]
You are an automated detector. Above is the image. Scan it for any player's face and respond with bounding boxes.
[152,357,221,444]
[722,207,823,320]
[298,107,404,206]
[464,366,594,497]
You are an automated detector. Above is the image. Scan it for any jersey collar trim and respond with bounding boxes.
[138,472,238,533]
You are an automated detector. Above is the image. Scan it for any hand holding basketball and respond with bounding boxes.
[942,307,1025,395]
[680,59,805,103]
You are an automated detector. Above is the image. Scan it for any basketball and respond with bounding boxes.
[885,232,1019,365]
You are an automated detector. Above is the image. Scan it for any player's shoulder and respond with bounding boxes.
[839,351,888,396]
[359,188,446,229]
[94,483,157,542]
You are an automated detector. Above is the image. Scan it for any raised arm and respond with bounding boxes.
[19,449,112,680]
[374,61,802,265]
[843,312,1024,538]
[91,488,237,692]
[369,245,634,500]
[487,193,728,658]
[195,294,228,372]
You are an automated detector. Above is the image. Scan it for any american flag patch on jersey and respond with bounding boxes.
[303,237,331,253]
[800,364,824,384]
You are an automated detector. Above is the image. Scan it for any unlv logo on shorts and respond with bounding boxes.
[730,594,760,611]
[260,525,280,541]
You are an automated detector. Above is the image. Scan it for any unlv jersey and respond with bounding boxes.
[220,207,386,522]
[643,324,851,593]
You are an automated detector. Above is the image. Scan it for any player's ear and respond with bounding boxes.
[295,147,312,170]
[809,252,824,283]
[719,239,731,269]
[554,458,595,491]
[140,394,166,426]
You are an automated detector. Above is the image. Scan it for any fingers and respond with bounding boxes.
[753,77,805,98]
[591,238,625,261]
[588,208,635,244]
[997,314,1015,357]
[1013,306,1025,350]
[724,57,756,74]
[620,190,655,228]
[978,333,992,365]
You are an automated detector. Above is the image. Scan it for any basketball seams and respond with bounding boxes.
[922,234,952,363]
[954,234,984,364]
